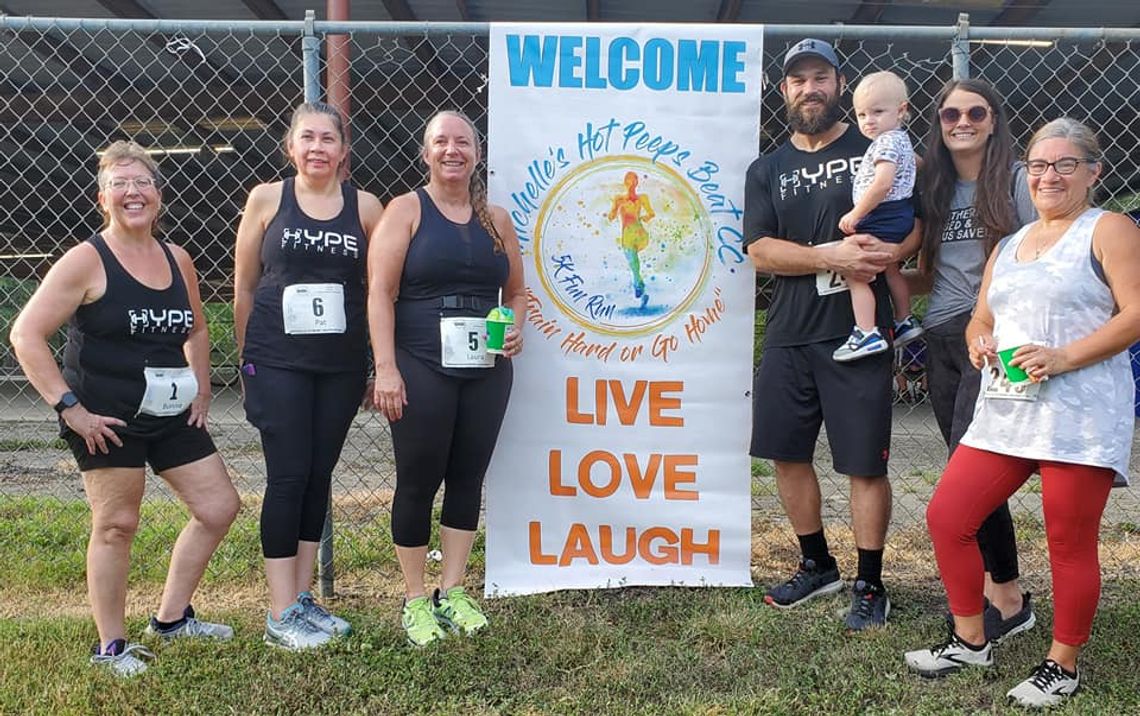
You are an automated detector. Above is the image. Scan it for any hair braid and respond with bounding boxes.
[469,170,505,254]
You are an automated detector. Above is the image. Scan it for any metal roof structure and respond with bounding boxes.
[1,2,1138,294]
[5,1,1140,27]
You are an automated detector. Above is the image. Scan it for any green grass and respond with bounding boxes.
[3,585,1140,714]
[3,498,1140,714]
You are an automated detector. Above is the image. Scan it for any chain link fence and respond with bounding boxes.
[2,16,1139,589]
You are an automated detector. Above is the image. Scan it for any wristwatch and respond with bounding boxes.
[53,391,79,413]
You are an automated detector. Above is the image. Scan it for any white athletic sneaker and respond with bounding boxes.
[833,326,889,362]
[264,603,333,651]
[905,632,993,677]
[145,605,234,641]
[1007,659,1080,708]
[298,591,352,636]
[90,640,154,678]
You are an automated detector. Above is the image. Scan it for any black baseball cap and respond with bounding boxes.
[783,38,841,75]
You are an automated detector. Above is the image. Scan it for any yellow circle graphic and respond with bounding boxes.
[533,155,713,337]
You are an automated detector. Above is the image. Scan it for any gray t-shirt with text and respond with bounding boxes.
[924,164,1036,329]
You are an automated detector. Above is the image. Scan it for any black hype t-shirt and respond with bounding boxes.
[743,125,893,347]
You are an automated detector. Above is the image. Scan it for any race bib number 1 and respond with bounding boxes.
[282,283,346,335]
[814,242,849,296]
[440,317,494,368]
[138,366,197,417]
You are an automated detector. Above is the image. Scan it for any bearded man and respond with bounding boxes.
[743,39,920,629]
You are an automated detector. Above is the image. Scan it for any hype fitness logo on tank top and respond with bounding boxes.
[777,156,863,201]
[280,227,361,258]
[128,308,194,335]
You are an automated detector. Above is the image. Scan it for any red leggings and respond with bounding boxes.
[927,445,1114,646]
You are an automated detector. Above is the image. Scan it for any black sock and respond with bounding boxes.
[856,548,884,589]
[797,530,834,569]
[152,605,191,632]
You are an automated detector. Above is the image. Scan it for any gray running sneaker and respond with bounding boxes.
[844,579,891,630]
[264,603,333,651]
[1007,659,1080,708]
[764,558,843,608]
[90,639,154,678]
[145,605,234,641]
[905,630,993,678]
[298,591,352,636]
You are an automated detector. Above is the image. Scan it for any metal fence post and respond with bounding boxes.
[301,8,337,599]
[952,12,971,80]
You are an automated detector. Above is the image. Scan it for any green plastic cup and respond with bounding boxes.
[998,346,1029,383]
[485,306,515,355]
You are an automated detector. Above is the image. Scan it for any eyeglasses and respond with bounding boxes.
[938,105,990,125]
[1025,157,1094,176]
[104,176,155,191]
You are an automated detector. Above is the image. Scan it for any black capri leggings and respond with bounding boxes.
[390,348,513,547]
[924,310,1020,583]
[243,363,364,559]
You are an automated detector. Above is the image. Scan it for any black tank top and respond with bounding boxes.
[394,188,510,376]
[62,234,194,436]
[242,178,368,373]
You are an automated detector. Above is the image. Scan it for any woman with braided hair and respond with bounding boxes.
[368,110,525,646]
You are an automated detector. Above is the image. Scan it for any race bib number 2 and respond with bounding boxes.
[982,363,1041,402]
[282,283,346,335]
[814,242,849,296]
[440,317,494,368]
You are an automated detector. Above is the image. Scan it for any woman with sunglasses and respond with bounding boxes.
[912,79,1037,642]
[905,118,1140,707]
[10,140,240,676]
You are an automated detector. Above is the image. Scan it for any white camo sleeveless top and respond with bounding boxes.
[961,208,1133,486]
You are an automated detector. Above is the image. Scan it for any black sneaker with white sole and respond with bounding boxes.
[942,592,1037,644]
[904,630,993,678]
[764,558,843,608]
[1007,659,1080,708]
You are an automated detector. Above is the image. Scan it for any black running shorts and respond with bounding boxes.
[63,414,217,474]
[750,340,892,477]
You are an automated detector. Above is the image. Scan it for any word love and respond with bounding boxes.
[548,450,698,500]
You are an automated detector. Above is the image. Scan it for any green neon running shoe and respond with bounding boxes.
[401,596,445,647]
[433,587,489,635]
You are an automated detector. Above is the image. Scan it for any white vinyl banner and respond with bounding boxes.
[485,23,763,596]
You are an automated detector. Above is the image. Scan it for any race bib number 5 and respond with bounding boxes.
[440,317,494,368]
[282,283,346,335]
[814,242,849,296]
[138,366,198,417]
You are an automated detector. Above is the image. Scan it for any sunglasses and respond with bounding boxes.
[938,105,990,125]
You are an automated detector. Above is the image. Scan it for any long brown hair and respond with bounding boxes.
[422,110,505,254]
[919,79,1018,273]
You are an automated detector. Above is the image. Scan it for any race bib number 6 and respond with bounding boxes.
[814,242,849,296]
[282,283,347,335]
[440,317,494,368]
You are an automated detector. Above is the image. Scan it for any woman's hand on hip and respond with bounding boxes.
[62,404,126,455]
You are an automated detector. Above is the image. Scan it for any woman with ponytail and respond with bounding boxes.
[234,102,384,650]
[367,110,525,647]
